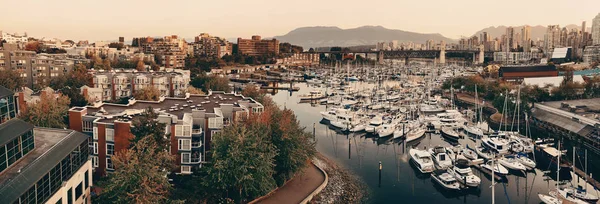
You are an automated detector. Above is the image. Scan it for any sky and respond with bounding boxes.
[1,0,599,42]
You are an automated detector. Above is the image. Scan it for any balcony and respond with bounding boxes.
[191,141,202,148]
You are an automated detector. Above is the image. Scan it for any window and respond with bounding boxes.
[181,166,191,174]
[75,182,83,199]
[92,156,98,167]
[106,144,114,155]
[181,153,191,163]
[84,170,90,189]
[83,121,93,132]
[67,188,73,204]
[55,198,62,204]
[106,157,114,170]
[106,128,114,142]
[92,127,98,139]
[178,139,191,150]
[93,142,98,154]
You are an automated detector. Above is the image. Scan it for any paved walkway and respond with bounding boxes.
[256,163,326,204]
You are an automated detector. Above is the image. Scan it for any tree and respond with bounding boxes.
[24,41,41,53]
[19,93,70,128]
[49,64,91,89]
[133,86,161,101]
[130,107,168,148]
[0,69,26,91]
[241,84,265,104]
[136,60,146,71]
[205,123,277,203]
[190,75,231,92]
[103,58,112,71]
[61,87,88,107]
[186,86,205,95]
[96,136,177,204]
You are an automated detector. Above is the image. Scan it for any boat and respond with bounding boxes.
[549,190,588,204]
[299,90,326,100]
[306,78,323,84]
[475,145,493,160]
[463,145,479,160]
[330,114,359,131]
[409,148,435,173]
[429,146,453,170]
[498,155,527,171]
[441,127,460,141]
[349,122,366,132]
[515,153,536,170]
[431,169,461,190]
[480,160,509,175]
[539,142,588,204]
[405,127,426,143]
[538,193,560,204]
[560,187,599,203]
[365,117,383,133]
[376,123,395,137]
[481,133,510,155]
[450,159,481,188]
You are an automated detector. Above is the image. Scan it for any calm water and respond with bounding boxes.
[269,82,595,204]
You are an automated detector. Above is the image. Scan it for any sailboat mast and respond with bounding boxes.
[492,152,496,204]
[557,142,561,192]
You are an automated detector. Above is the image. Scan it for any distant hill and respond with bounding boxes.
[272,26,456,49]
[472,24,590,41]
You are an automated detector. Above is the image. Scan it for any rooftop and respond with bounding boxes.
[499,65,557,73]
[0,85,13,99]
[541,99,600,122]
[0,119,34,146]
[0,127,88,194]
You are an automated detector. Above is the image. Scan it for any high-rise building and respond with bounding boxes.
[593,13,600,45]
[545,25,561,54]
[237,36,279,56]
[0,86,92,204]
[521,26,532,52]
[193,33,233,58]
[506,27,517,51]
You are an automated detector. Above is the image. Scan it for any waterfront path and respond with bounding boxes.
[254,163,326,204]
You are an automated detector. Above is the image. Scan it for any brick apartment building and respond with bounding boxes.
[140,35,187,69]
[82,69,191,102]
[193,33,233,58]
[0,86,93,204]
[237,35,279,56]
[68,91,264,176]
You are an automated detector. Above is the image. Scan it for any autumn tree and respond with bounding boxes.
[241,84,265,103]
[96,136,178,204]
[205,123,277,203]
[0,69,26,91]
[133,86,161,101]
[24,41,41,53]
[103,58,112,71]
[190,75,231,92]
[19,93,70,128]
[136,60,146,71]
[130,107,168,149]
[186,86,205,95]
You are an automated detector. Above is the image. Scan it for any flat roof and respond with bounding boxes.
[0,128,89,201]
[541,99,600,121]
[0,119,34,146]
[85,92,260,123]
[500,65,557,73]
[0,85,14,99]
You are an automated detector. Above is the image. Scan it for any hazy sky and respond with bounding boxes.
[1,0,599,42]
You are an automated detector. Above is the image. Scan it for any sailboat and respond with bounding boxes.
[538,143,588,204]
[559,147,599,203]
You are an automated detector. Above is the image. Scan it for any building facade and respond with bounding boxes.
[593,13,600,45]
[583,45,600,63]
[68,91,264,176]
[193,33,233,58]
[545,25,561,54]
[141,35,187,69]
[237,36,279,56]
[0,86,92,204]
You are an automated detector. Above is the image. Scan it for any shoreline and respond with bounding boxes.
[311,152,369,203]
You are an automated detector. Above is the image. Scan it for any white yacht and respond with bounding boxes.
[441,127,460,141]
[560,187,599,203]
[405,127,426,143]
[429,146,453,170]
[330,114,359,131]
[515,153,536,170]
[475,145,493,160]
[450,159,481,188]
[498,155,527,171]
[409,148,435,173]
[431,169,461,190]
[365,117,383,133]
[299,90,326,100]
[480,160,509,175]
[481,133,510,155]
[377,123,396,137]
[462,145,479,160]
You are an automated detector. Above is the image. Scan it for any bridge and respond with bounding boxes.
[309,45,494,65]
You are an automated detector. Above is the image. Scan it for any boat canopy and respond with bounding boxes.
[543,147,561,157]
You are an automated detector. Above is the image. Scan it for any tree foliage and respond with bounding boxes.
[19,93,70,128]
[190,74,231,92]
[133,86,161,101]
[96,136,177,204]
[240,84,265,103]
[0,69,26,91]
[130,107,168,149]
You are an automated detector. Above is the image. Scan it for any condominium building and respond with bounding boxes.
[193,33,233,58]
[83,69,191,102]
[545,25,561,54]
[68,91,264,176]
[593,13,600,45]
[583,45,600,63]
[0,86,92,204]
[1,32,28,44]
[237,36,279,56]
[142,35,187,69]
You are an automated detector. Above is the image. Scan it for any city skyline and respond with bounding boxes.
[1,0,599,42]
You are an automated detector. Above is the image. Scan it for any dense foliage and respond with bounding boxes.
[19,93,70,128]
[0,69,26,91]
[133,86,161,101]
[190,74,231,92]
[130,107,168,149]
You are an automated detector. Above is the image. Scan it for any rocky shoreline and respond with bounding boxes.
[312,153,368,204]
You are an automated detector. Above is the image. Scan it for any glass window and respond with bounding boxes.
[178,139,191,150]
[92,127,98,140]
[106,157,114,170]
[75,182,83,199]
[93,142,98,154]
[181,153,190,163]
[84,170,90,189]
[106,128,114,142]
[83,121,93,133]
[92,156,98,167]
[181,166,191,174]
[0,145,6,173]
[106,144,114,155]
[68,188,73,204]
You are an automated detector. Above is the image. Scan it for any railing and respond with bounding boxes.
[191,141,202,148]
[190,157,201,164]
[192,128,202,134]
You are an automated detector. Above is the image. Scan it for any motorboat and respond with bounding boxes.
[463,145,479,160]
[560,187,599,203]
[429,146,453,170]
[481,133,510,155]
[463,122,486,138]
[306,78,323,84]
[480,160,509,175]
[441,127,460,141]
[409,148,435,173]
[498,155,527,171]
[515,153,536,170]
[475,145,493,160]
[349,122,366,132]
[320,107,347,121]
[431,169,461,190]
[450,159,481,188]
[365,117,383,133]
[299,90,326,100]
[376,123,395,137]
[330,114,360,131]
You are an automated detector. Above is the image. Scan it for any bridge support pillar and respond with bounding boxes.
[439,49,446,64]
[378,51,384,64]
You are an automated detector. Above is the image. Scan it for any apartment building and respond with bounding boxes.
[237,35,279,56]
[83,69,190,102]
[68,91,264,176]
[0,86,92,204]
[142,35,187,69]
[193,33,233,58]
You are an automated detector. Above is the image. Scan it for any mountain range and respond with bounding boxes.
[272,26,455,49]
